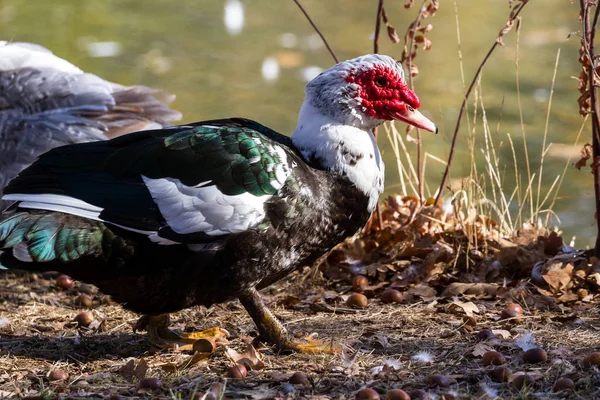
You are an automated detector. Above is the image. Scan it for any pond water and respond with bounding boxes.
[0,0,594,245]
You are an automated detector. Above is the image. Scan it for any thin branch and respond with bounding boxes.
[374,0,384,54]
[373,0,385,230]
[405,0,428,201]
[292,0,339,63]
[434,1,529,204]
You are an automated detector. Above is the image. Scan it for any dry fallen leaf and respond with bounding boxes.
[225,344,265,370]
[116,359,148,383]
[472,342,496,357]
[542,262,574,292]
[441,283,499,298]
[448,299,480,317]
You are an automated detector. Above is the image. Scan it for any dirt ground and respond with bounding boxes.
[1,267,600,400]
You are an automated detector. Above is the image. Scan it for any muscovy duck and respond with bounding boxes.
[0,41,181,210]
[0,54,437,352]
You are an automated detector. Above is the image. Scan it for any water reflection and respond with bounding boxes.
[261,57,279,82]
[224,0,244,36]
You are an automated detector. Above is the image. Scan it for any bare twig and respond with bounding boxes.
[434,0,529,204]
[292,0,339,63]
[373,0,385,230]
[405,0,428,201]
[579,0,600,255]
[374,0,384,54]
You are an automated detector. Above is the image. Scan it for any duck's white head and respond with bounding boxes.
[301,54,437,133]
[291,54,436,212]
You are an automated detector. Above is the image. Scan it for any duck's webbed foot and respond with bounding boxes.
[133,314,228,350]
[238,288,339,354]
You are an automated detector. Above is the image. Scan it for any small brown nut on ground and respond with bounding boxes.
[427,375,449,387]
[380,289,403,304]
[48,369,69,381]
[553,378,575,392]
[512,374,534,389]
[138,377,162,390]
[583,352,600,369]
[352,275,369,292]
[522,348,547,364]
[56,274,74,290]
[225,364,247,379]
[74,294,93,308]
[74,311,94,327]
[356,388,380,399]
[477,329,495,341]
[385,389,410,400]
[481,351,506,366]
[501,303,524,322]
[490,366,512,382]
[346,293,368,308]
[289,372,310,385]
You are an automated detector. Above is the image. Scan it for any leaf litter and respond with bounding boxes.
[1,195,600,398]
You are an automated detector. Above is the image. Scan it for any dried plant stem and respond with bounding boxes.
[373,0,385,230]
[292,0,339,63]
[514,18,533,221]
[434,1,529,205]
[535,49,560,220]
[580,0,600,255]
[406,0,428,202]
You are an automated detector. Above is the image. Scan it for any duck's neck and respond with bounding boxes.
[291,101,385,212]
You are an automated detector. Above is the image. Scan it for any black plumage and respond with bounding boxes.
[0,118,370,351]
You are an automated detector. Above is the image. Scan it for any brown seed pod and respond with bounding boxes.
[74,311,94,327]
[427,375,449,387]
[346,293,368,308]
[511,374,534,388]
[225,364,247,379]
[289,372,310,385]
[583,352,600,369]
[490,366,512,382]
[477,329,495,341]
[522,348,547,364]
[352,275,369,292]
[481,351,506,366]
[48,369,69,381]
[385,389,410,400]
[356,388,380,399]
[56,274,74,290]
[74,294,93,308]
[553,377,575,392]
[192,338,216,353]
[380,289,403,304]
[501,303,524,323]
[138,377,162,390]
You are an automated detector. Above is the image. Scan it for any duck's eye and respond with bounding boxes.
[374,76,387,86]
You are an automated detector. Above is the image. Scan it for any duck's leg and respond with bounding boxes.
[133,314,227,349]
[239,287,339,353]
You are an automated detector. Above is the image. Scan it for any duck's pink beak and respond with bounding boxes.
[391,105,438,133]
[383,100,438,133]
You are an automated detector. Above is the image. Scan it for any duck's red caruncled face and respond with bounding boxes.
[346,64,437,133]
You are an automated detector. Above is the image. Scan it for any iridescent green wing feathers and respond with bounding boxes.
[2,118,300,246]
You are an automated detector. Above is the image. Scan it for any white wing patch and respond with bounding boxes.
[142,176,272,236]
[2,137,292,243]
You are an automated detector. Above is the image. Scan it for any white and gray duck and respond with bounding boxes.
[0,54,437,352]
[0,41,181,210]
